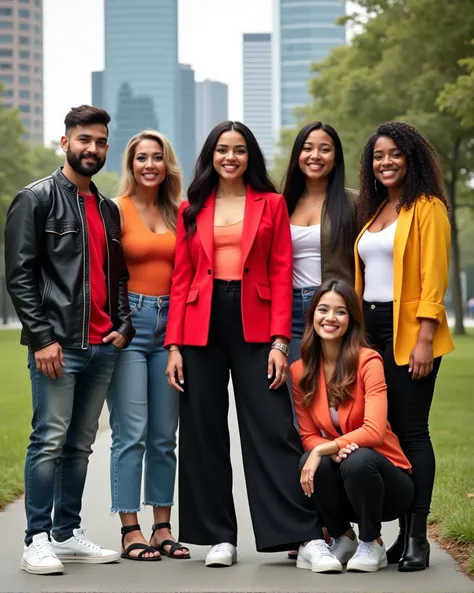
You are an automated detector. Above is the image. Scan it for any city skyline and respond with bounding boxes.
[43,0,357,147]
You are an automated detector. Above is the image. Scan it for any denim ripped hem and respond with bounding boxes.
[110,506,142,514]
[143,501,174,508]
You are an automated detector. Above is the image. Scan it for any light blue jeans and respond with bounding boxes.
[107,292,178,513]
[25,343,120,544]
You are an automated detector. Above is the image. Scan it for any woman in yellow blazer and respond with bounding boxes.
[355,122,454,572]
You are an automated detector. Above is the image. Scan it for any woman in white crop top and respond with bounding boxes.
[355,122,453,572]
[281,122,359,369]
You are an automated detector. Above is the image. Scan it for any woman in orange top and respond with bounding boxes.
[291,279,414,574]
[106,131,190,561]
[355,122,454,571]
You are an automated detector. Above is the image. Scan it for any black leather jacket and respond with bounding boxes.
[5,168,135,352]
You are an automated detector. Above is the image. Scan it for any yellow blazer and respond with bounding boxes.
[354,196,455,365]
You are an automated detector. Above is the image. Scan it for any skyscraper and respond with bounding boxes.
[195,80,228,155]
[91,70,104,109]
[273,0,346,135]
[243,33,273,163]
[177,64,196,189]
[104,0,178,172]
[0,0,43,144]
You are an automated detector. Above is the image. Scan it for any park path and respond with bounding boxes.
[0,386,472,593]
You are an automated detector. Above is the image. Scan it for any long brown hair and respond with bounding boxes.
[118,130,182,233]
[299,280,367,409]
[358,122,448,226]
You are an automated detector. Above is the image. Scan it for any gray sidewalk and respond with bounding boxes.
[0,395,472,593]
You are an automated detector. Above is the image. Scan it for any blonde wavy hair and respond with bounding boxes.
[118,130,182,233]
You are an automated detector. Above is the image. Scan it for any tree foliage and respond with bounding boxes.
[438,42,474,130]
[273,0,474,334]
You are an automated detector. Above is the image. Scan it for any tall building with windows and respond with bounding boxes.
[177,64,196,188]
[91,70,104,109]
[0,0,43,144]
[273,0,346,135]
[243,33,273,163]
[104,0,178,172]
[195,80,228,155]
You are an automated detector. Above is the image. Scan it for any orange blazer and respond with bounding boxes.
[354,196,455,365]
[165,187,293,347]
[291,348,411,470]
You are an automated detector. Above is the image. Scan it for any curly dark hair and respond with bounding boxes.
[358,122,448,225]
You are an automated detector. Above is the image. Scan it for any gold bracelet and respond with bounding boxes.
[271,341,289,357]
[169,346,180,353]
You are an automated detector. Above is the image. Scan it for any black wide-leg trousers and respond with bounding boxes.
[179,280,320,552]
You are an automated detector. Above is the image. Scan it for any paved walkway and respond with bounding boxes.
[0,394,472,593]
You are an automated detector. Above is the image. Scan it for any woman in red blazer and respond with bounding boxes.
[291,279,414,573]
[165,121,320,568]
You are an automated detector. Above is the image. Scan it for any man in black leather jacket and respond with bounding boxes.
[5,105,135,575]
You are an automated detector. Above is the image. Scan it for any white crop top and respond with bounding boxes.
[290,224,322,289]
[357,219,397,302]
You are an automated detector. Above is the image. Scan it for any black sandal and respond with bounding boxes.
[121,524,162,561]
[288,550,298,560]
[151,522,190,559]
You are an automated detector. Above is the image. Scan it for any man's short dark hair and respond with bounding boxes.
[64,105,111,135]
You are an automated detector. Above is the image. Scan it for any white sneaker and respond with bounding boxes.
[20,533,64,575]
[205,542,237,567]
[297,539,343,573]
[51,528,120,564]
[328,534,359,565]
[347,540,388,572]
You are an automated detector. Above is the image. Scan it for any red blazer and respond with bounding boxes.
[165,187,293,347]
[290,348,411,470]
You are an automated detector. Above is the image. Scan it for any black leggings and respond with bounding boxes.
[301,448,414,542]
[364,301,441,515]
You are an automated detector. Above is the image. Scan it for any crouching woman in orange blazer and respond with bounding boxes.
[291,279,414,574]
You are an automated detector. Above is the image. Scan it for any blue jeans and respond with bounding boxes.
[107,292,178,513]
[288,286,318,366]
[25,343,120,544]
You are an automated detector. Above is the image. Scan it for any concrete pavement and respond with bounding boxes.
[0,392,472,593]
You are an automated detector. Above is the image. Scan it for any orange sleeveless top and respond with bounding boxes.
[214,220,243,281]
[118,196,176,297]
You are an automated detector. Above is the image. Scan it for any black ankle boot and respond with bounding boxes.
[398,513,430,572]
[387,515,408,564]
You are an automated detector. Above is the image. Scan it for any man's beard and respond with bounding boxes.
[66,148,106,177]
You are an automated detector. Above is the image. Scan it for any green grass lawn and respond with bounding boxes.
[0,330,31,509]
[429,332,474,573]
[0,329,473,570]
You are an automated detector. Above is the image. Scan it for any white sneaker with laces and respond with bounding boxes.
[328,534,359,565]
[21,533,64,575]
[347,539,388,572]
[205,542,237,567]
[51,528,120,564]
[297,539,343,573]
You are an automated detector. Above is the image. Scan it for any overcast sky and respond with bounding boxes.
[43,0,356,145]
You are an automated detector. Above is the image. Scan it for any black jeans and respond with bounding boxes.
[301,448,414,542]
[178,280,320,552]
[363,301,441,514]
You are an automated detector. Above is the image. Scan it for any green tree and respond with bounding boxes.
[438,42,474,129]
[276,0,474,334]
[95,170,121,198]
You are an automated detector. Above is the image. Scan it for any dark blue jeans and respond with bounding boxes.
[288,286,318,366]
[25,343,120,544]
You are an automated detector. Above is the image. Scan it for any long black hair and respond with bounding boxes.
[358,122,448,225]
[183,121,276,233]
[281,121,357,253]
